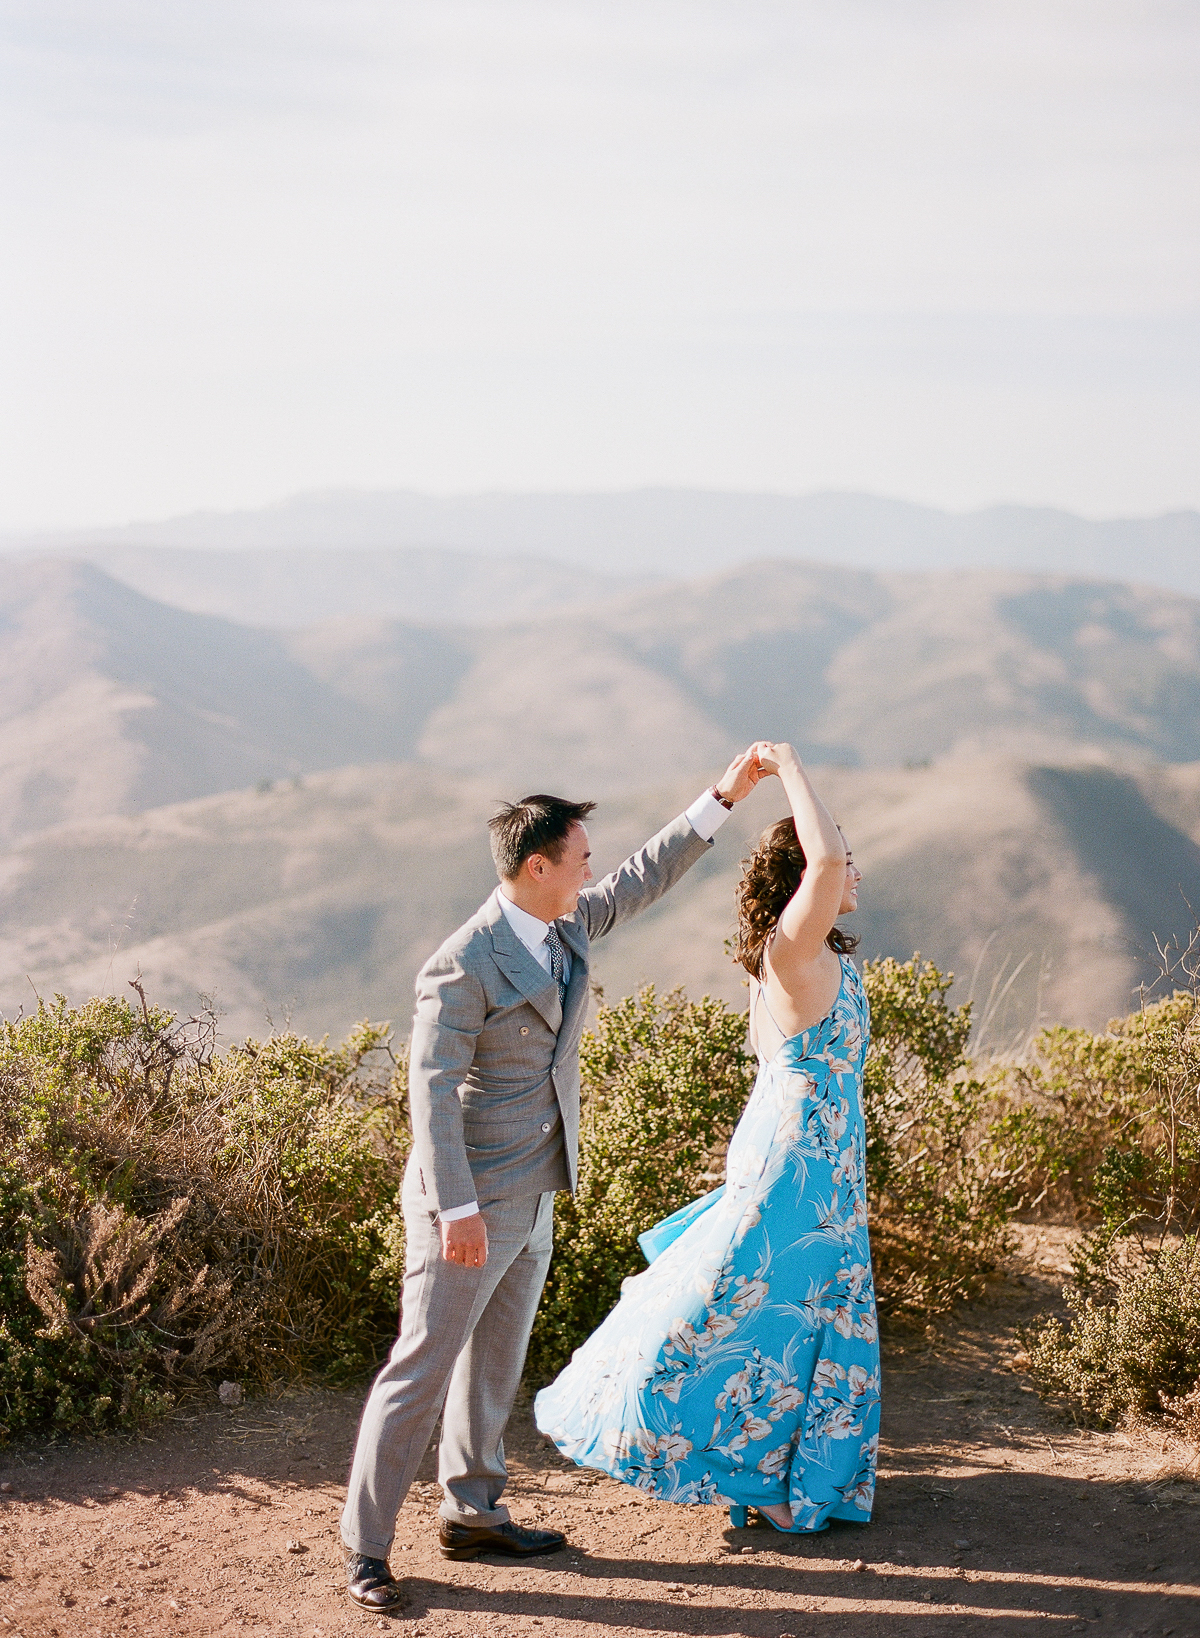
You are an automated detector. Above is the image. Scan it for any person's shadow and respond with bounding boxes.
[395,1467,1199,1636]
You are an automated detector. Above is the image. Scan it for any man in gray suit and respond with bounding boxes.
[341,752,763,1611]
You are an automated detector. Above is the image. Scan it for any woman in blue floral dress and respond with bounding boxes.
[534,742,879,1534]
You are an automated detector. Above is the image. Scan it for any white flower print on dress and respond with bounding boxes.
[838,1011,863,1060]
[832,1145,859,1187]
[846,1364,872,1396]
[655,1433,693,1462]
[812,1357,845,1393]
[757,1443,792,1477]
[841,1263,871,1298]
[602,1428,656,1459]
[821,1404,863,1440]
[666,1318,698,1355]
[705,1313,739,1343]
[768,1383,804,1415]
[820,1099,849,1142]
[730,1277,769,1317]
[780,1070,817,1105]
[719,1367,754,1408]
[822,1054,854,1075]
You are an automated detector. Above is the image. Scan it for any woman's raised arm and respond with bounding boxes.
[751,741,848,985]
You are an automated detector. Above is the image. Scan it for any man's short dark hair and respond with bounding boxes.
[489,795,597,882]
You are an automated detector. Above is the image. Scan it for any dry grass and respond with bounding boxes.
[0,988,410,1437]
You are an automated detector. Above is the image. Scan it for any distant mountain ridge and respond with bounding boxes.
[5,488,1198,619]
[6,544,653,630]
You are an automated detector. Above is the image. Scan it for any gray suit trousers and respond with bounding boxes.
[340,1189,555,1558]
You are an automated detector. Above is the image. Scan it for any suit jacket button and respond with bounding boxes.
[541,1121,552,1133]
[519,1026,529,1036]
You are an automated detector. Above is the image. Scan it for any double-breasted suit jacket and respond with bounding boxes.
[406,810,712,1212]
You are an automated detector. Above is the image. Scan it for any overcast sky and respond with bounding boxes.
[1,0,1197,529]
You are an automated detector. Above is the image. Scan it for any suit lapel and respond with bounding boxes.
[487,890,563,1031]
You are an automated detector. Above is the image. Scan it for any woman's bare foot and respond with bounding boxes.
[758,1502,793,1530]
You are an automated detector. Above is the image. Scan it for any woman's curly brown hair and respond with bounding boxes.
[733,817,858,978]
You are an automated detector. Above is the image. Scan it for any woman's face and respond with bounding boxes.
[840,844,862,915]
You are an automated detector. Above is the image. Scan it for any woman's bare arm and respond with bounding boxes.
[753,741,847,987]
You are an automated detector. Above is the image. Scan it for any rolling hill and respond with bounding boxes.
[3,552,1200,1044]
[4,557,1200,845]
[406,561,1200,789]
[0,559,466,840]
[2,754,1198,1044]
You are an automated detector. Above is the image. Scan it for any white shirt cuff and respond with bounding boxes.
[438,1201,480,1222]
[685,787,733,843]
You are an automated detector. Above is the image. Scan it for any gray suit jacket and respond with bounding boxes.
[406,811,712,1211]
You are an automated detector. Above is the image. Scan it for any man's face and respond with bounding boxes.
[534,821,593,917]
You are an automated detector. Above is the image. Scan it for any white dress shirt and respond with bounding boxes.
[497,892,573,985]
[683,786,734,845]
[438,789,732,1222]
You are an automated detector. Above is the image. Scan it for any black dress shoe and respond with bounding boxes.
[437,1518,567,1561]
[346,1553,407,1612]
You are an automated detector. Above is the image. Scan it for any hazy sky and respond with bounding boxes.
[1,1,1197,529]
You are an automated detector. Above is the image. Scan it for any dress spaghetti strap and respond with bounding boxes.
[757,938,790,1042]
[755,974,789,1042]
[751,936,790,1056]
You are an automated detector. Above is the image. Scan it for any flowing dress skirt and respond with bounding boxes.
[534,958,880,1531]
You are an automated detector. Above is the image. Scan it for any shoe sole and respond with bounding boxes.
[438,1539,566,1561]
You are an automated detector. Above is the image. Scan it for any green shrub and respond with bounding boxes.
[1026,1236,1200,1426]
[861,956,1014,1318]
[525,986,754,1385]
[6,949,1098,1433]
[0,992,409,1442]
[1010,975,1200,1427]
[987,991,1200,1267]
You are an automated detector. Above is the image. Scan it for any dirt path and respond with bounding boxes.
[3,1230,1198,1638]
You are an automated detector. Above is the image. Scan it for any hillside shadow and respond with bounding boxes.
[1028,764,1200,995]
[1001,581,1200,762]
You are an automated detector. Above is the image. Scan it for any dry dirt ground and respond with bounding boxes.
[3,1229,1199,1638]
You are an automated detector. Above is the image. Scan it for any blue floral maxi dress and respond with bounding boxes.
[533,957,880,1532]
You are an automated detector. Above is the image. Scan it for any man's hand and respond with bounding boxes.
[440,1213,489,1268]
[715,746,767,805]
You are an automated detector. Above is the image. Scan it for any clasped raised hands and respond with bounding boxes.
[747,740,802,779]
[714,746,767,804]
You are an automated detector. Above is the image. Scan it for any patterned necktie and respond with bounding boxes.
[544,923,567,1006]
